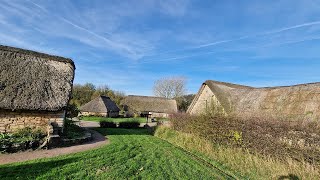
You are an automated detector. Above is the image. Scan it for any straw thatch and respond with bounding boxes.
[188,80,320,119]
[121,95,178,113]
[0,45,75,111]
[80,96,120,113]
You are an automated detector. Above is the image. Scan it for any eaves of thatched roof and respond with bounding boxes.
[0,45,75,111]
[80,96,120,113]
[121,95,178,113]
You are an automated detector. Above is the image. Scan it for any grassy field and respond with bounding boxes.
[0,128,234,179]
[80,116,148,123]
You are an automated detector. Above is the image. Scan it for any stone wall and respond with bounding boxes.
[0,109,65,133]
[151,112,170,118]
[80,111,107,117]
[80,111,119,118]
[188,85,225,115]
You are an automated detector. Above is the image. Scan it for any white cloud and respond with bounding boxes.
[158,0,190,17]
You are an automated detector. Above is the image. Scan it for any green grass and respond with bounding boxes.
[80,116,148,123]
[0,128,233,179]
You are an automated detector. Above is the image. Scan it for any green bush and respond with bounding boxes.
[63,119,85,139]
[118,121,140,129]
[0,127,46,153]
[99,121,117,128]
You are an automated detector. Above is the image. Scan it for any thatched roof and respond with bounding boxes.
[121,95,178,113]
[0,45,75,111]
[189,80,320,118]
[80,96,120,113]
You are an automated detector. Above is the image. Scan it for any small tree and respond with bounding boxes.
[66,103,80,119]
[153,76,186,99]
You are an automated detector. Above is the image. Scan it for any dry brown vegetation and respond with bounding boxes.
[170,113,320,164]
[155,126,320,179]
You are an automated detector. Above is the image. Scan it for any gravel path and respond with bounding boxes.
[0,129,108,165]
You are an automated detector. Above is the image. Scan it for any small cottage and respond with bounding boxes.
[79,96,120,117]
[121,95,178,118]
[187,80,320,120]
[0,45,75,133]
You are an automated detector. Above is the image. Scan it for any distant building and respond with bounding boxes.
[80,96,120,117]
[0,45,75,133]
[121,95,178,118]
[187,80,320,120]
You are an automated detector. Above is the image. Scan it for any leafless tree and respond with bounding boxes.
[153,76,186,99]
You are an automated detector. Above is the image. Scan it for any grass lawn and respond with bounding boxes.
[80,116,148,123]
[0,128,234,179]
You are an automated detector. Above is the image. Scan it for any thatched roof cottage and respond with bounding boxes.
[0,45,75,133]
[80,96,120,117]
[187,80,320,120]
[121,95,178,118]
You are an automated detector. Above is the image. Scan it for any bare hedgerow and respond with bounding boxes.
[170,113,320,164]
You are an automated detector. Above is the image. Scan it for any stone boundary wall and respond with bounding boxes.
[151,112,170,118]
[0,109,65,133]
[80,111,119,118]
[80,112,107,117]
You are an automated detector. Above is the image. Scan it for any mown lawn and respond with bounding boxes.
[0,128,233,179]
[80,116,148,123]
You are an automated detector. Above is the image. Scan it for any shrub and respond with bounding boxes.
[14,127,45,140]
[155,126,320,179]
[66,103,80,118]
[0,127,46,153]
[169,113,320,164]
[118,121,140,129]
[100,121,117,128]
[63,119,85,139]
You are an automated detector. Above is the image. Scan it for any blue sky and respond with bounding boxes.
[1,0,320,95]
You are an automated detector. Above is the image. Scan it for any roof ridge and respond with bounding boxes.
[205,80,320,89]
[127,95,175,100]
[0,45,75,67]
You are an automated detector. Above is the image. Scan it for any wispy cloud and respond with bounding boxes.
[1,0,320,95]
[158,0,190,17]
[145,19,320,60]
[26,0,152,60]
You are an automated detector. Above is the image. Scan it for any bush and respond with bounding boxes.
[118,121,140,129]
[0,127,46,153]
[155,126,320,179]
[63,119,85,139]
[100,121,117,128]
[66,103,80,118]
[170,113,320,164]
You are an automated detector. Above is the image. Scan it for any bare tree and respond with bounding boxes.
[153,76,186,99]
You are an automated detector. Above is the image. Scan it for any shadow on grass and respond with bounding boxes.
[278,174,300,180]
[0,157,80,179]
[93,127,151,136]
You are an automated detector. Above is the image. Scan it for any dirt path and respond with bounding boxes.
[0,129,108,165]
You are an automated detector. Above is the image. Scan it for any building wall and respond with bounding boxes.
[0,109,65,133]
[80,111,107,117]
[80,111,119,118]
[189,85,225,115]
[151,112,170,118]
[108,111,119,118]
